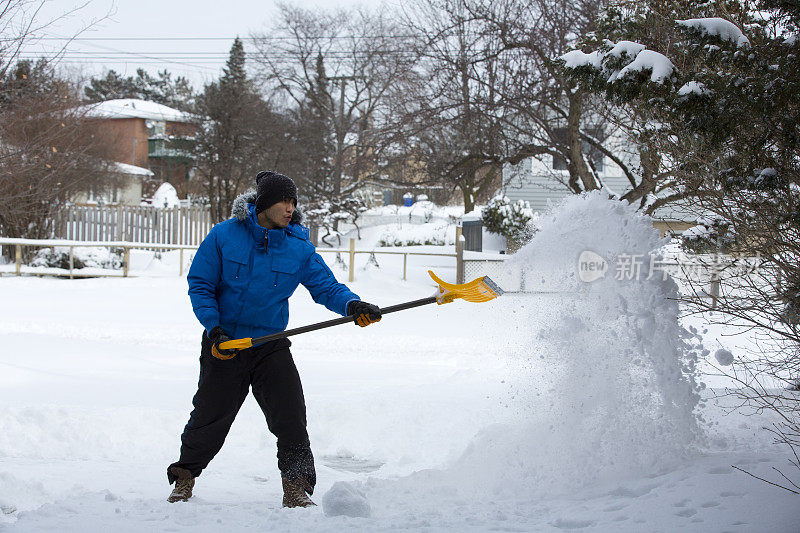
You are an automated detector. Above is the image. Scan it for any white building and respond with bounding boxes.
[502,127,695,236]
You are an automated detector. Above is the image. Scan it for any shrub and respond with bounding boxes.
[30,247,123,270]
[481,195,538,242]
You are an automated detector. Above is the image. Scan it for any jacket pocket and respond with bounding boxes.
[271,256,301,287]
[221,248,249,284]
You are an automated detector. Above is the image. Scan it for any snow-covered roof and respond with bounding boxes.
[113,162,153,177]
[83,99,194,123]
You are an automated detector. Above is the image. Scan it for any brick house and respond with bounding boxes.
[83,99,198,202]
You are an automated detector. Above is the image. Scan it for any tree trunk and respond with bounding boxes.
[566,89,599,193]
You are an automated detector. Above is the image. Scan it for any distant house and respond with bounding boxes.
[82,99,198,203]
[71,162,154,206]
[502,127,695,236]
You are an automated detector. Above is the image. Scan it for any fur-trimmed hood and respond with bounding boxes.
[231,189,303,225]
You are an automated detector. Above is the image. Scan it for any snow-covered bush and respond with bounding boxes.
[30,247,123,270]
[681,214,736,254]
[481,195,538,243]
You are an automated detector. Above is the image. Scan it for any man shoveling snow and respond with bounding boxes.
[165,171,382,507]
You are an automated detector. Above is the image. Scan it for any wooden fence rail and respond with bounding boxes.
[0,237,459,281]
[52,205,213,246]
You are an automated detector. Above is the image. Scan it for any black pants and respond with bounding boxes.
[167,333,316,490]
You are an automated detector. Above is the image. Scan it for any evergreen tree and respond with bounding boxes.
[84,68,195,111]
[561,0,800,487]
[83,69,138,102]
[194,38,292,221]
[133,69,195,111]
[0,59,67,105]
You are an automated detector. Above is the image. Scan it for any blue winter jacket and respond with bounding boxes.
[187,192,359,339]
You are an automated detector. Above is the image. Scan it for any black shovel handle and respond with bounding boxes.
[246,296,438,348]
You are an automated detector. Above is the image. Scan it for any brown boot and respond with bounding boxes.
[282,477,316,508]
[167,467,195,503]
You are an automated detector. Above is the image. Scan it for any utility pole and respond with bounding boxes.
[327,75,360,231]
[328,75,359,198]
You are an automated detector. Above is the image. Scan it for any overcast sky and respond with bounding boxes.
[22,0,379,88]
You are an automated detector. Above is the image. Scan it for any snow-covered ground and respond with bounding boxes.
[1,193,798,532]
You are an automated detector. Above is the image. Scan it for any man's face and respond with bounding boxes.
[259,198,296,229]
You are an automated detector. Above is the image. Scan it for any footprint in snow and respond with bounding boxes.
[602,504,626,512]
[550,518,596,530]
[675,508,697,518]
[607,483,658,498]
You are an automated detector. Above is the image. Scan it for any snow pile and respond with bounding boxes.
[322,482,371,518]
[0,472,49,522]
[369,191,703,506]
[493,191,701,491]
[150,182,180,208]
[607,40,647,58]
[365,201,463,221]
[677,18,751,48]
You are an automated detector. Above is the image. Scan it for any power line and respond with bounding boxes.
[35,35,420,41]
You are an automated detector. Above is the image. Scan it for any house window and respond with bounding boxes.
[552,127,604,173]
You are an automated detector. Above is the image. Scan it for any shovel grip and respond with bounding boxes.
[218,338,253,351]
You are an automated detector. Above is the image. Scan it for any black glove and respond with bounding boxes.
[209,326,238,360]
[348,300,382,327]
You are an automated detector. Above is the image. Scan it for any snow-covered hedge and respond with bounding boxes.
[30,247,123,270]
[377,223,454,247]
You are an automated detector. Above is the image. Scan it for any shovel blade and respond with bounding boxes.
[428,270,504,303]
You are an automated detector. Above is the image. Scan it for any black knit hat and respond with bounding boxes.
[254,170,297,214]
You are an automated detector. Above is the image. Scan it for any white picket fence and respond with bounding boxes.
[52,205,213,246]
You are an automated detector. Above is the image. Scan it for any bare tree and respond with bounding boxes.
[465,0,638,200]
[388,0,509,213]
[0,0,110,80]
[0,59,113,249]
[251,3,418,221]
[0,0,115,252]
[391,0,638,213]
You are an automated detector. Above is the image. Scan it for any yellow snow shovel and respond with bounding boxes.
[216,270,503,355]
